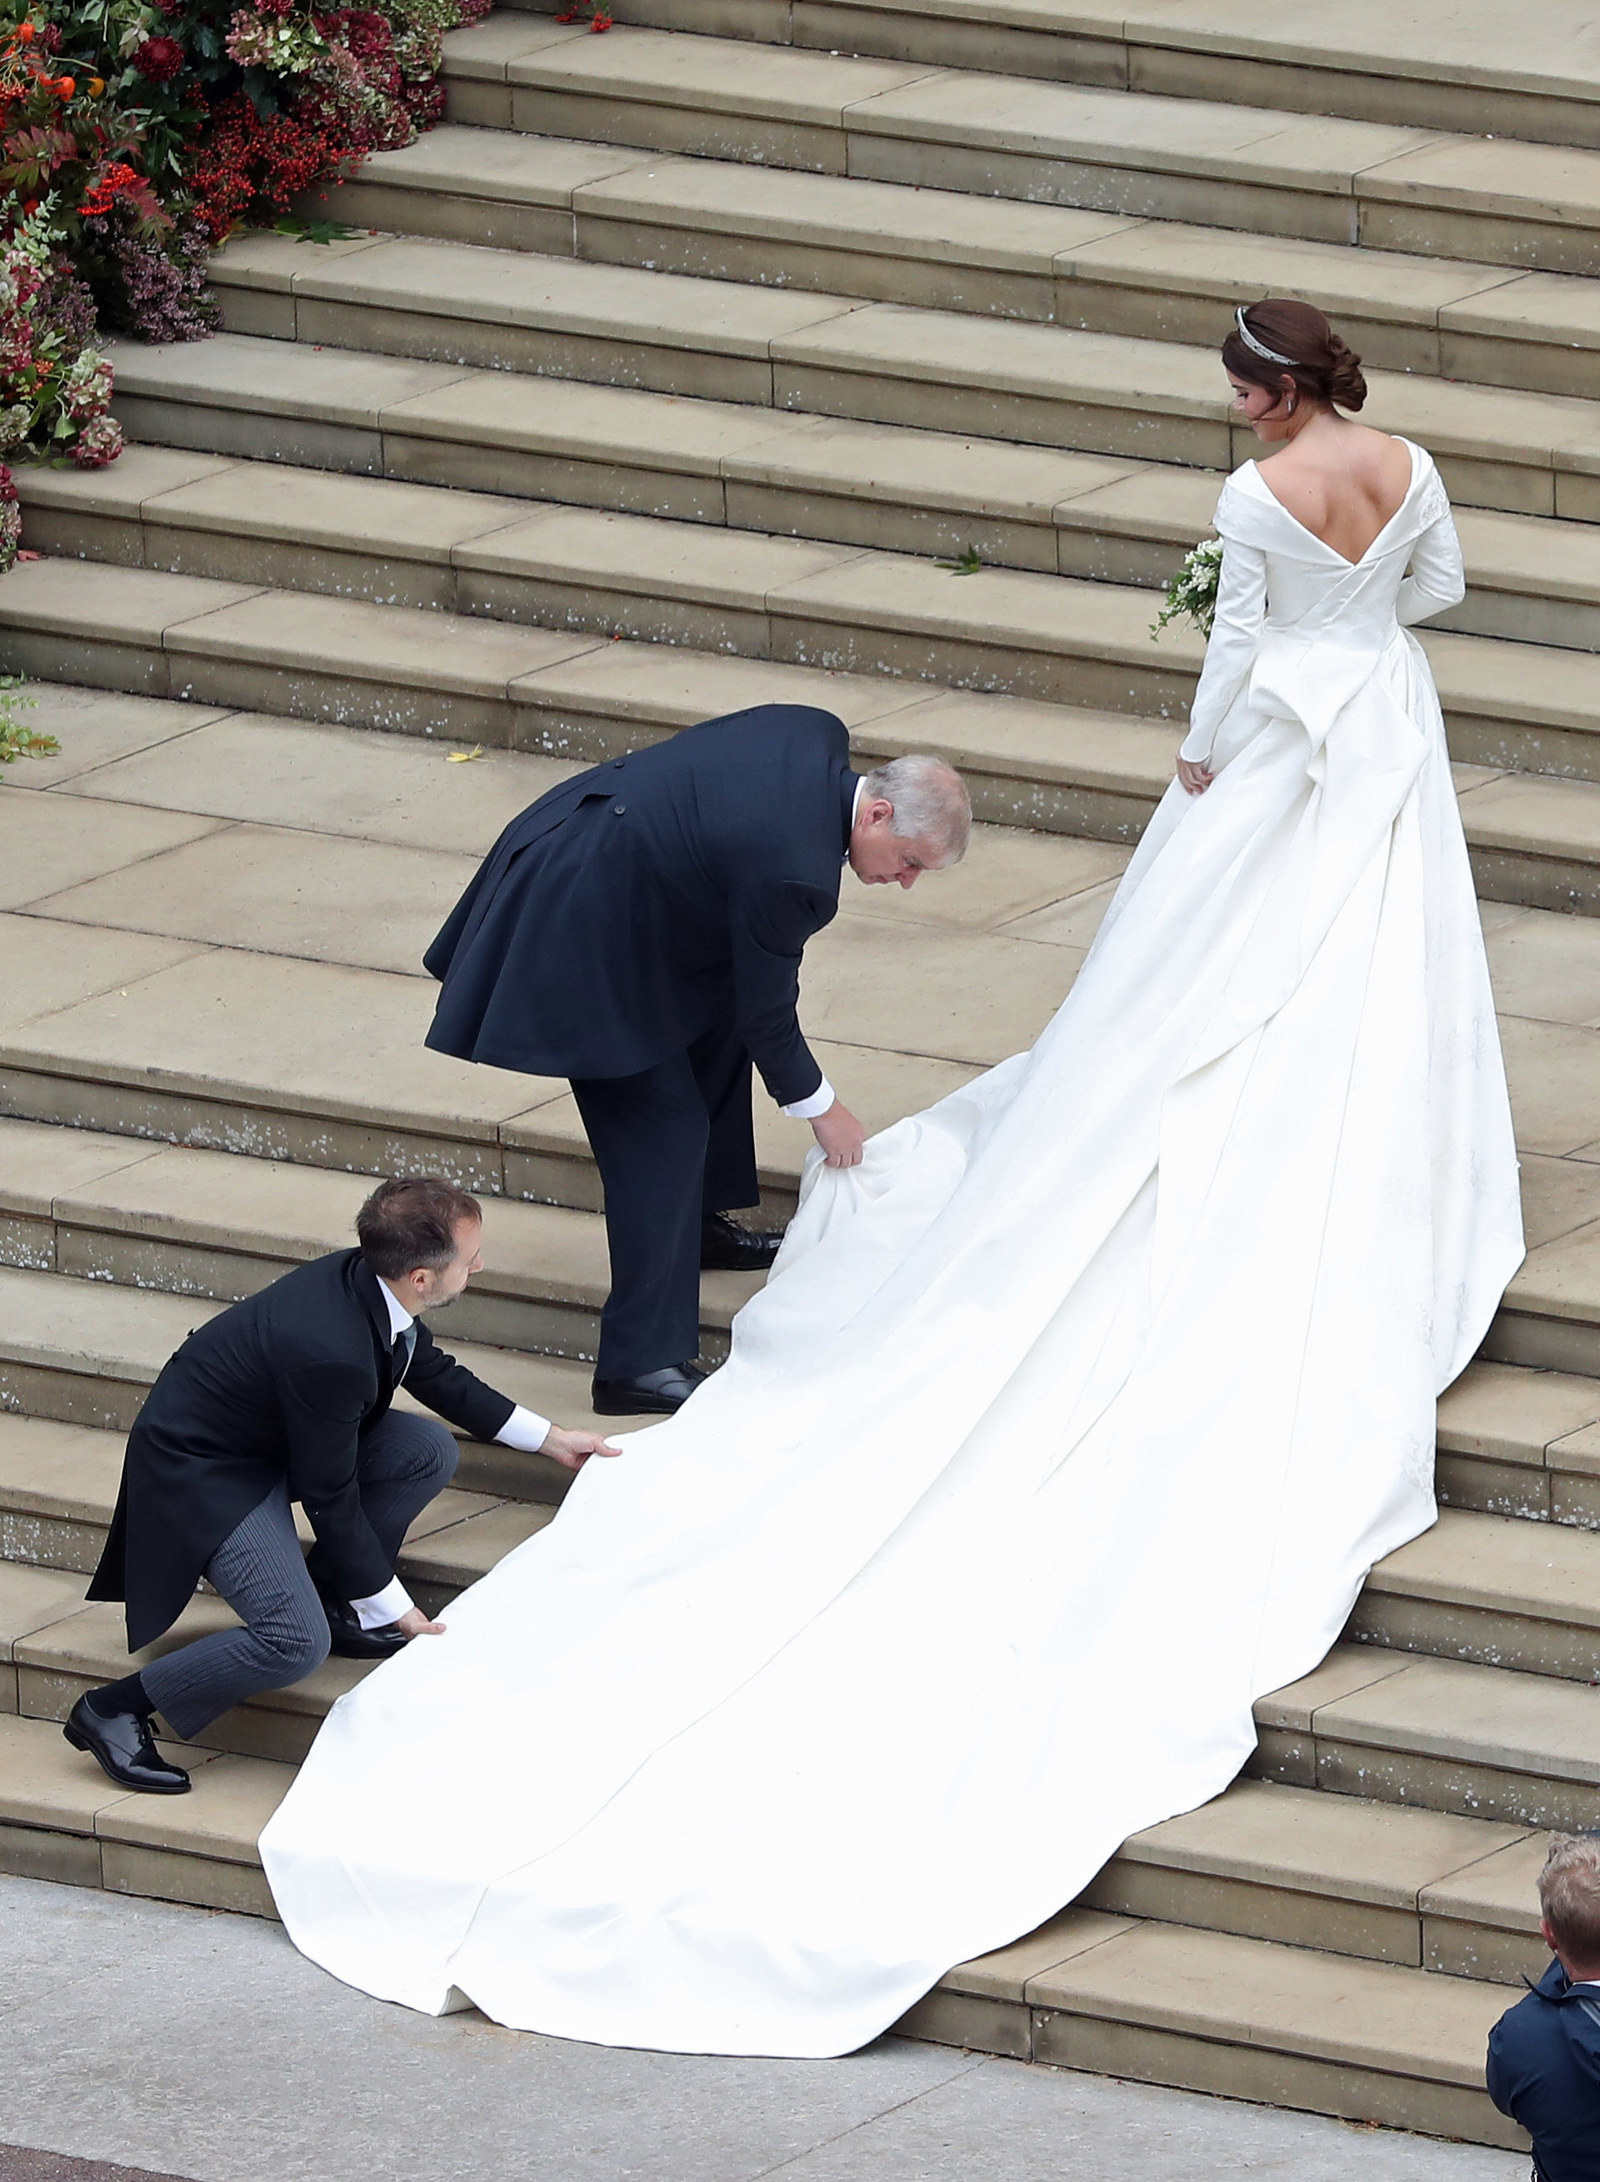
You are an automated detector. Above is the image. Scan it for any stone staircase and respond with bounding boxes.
[4,0,1600,2148]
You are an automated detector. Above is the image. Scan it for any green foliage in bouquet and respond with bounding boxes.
[1151,536,1224,642]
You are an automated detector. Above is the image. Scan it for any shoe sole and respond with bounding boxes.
[63,1719,192,1795]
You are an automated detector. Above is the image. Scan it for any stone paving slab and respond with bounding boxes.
[0,797,225,917]
[26,822,478,982]
[0,1872,1529,2181]
[0,945,563,1152]
[53,715,578,856]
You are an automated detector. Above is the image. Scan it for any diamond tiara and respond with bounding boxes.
[1233,305,1297,368]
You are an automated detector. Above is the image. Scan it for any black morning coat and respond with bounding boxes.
[423,704,860,1109]
[88,1249,516,1652]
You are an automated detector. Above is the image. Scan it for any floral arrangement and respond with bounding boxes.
[1150,536,1223,642]
[0,0,486,572]
[0,203,123,574]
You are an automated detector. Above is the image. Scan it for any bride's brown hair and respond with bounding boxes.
[1223,299,1367,414]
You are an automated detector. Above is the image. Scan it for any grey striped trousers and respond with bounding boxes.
[139,1410,457,1741]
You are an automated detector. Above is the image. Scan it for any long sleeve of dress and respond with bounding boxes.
[1179,529,1267,764]
[1396,492,1466,625]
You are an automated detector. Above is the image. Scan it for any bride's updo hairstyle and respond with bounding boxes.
[1223,299,1368,413]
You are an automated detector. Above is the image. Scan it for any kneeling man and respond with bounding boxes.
[423,704,971,1416]
[71,1176,615,1794]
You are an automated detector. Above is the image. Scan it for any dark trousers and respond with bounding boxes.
[572,1017,758,1379]
[137,1412,458,1741]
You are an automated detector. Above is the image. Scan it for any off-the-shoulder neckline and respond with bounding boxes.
[1233,438,1423,570]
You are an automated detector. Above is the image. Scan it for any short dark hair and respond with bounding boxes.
[356,1176,482,1281]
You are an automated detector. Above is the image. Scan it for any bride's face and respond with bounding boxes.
[1228,371,1295,442]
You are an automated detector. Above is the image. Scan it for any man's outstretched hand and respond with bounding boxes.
[811,1098,866,1169]
[542,1426,624,1472]
[396,1606,447,1638]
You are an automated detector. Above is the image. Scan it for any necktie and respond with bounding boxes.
[391,1324,417,1384]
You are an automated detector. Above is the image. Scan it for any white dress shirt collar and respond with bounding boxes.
[845,775,866,865]
[378,1279,415,1341]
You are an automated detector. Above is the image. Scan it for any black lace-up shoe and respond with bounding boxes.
[701,1212,784,1272]
[322,1595,409,1661]
[591,1361,708,1415]
[64,1694,191,1794]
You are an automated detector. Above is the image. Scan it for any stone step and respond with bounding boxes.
[1081,1776,1549,1989]
[443,16,1600,274]
[0,558,1190,850]
[1351,1506,1600,1682]
[204,226,1600,527]
[0,1264,631,1499]
[96,340,1600,658]
[1437,1360,1600,1532]
[1251,1640,1600,1833]
[0,1706,289,1916]
[0,1412,566,1612]
[4,688,1600,1317]
[15,486,1600,819]
[483,0,1600,153]
[0,1481,1574,1988]
[310,120,1600,407]
[0,1114,762,1367]
[7,1372,1600,1673]
[0,1706,1528,2153]
[910,1908,1523,2147]
[10,1502,1599,1835]
[0,1445,1566,1986]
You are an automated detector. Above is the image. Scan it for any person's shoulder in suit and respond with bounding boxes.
[173,1248,375,1371]
[1487,1959,1600,2180]
[671,704,848,768]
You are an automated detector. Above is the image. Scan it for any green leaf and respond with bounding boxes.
[937,545,984,577]
[271,215,359,245]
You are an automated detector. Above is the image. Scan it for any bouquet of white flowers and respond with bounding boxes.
[1150,536,1223,641]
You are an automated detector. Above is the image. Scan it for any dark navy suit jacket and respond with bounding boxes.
[1487,1958,1600,2181]
[424,705,857,1109]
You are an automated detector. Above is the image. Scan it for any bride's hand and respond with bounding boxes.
[542,1427,623,1472]
[1176,756,1215,796]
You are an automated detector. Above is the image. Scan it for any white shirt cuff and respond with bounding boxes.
[494,1404,553,1453]
[350,1575,414,1630]
[781,1076,836,1121]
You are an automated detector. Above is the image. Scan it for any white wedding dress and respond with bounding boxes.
[262,438,1523,2056]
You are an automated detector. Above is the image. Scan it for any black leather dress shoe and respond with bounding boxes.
[64,1694,191,1795]
[322,1596,409,1661]
[701,1211,784,1272]
[591,1361,708,1415]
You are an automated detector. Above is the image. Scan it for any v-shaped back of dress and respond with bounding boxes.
[1221,439,1442,643]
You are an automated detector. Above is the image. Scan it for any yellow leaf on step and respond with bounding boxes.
[446,746,485,763]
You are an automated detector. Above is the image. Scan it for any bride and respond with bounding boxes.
[261,300,1523,2057]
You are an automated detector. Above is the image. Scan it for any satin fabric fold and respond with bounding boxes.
[262,441,1522,2057]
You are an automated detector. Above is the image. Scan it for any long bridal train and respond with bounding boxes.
[260,441,1523,2058]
